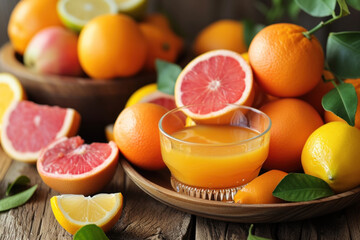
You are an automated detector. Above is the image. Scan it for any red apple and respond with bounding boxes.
[24,26,82,76]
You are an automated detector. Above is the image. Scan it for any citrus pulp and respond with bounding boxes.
[37,136,119,195]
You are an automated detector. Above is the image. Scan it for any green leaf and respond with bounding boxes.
[347,0,360,10]
[156,59,182,95]
[0,185,37,212]
[247,224,272,240]
[244,20,265,48]
[273,173,334,202]
[322,83,358,126]
[295,0,336,17]
[73,224,109,240]
[6,175,30,196]
[287,0,301,21]
[337,0,351,16]
[327,32,360,79]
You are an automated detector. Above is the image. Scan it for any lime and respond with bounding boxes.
[57,0,118,32]
[114,0,147,20]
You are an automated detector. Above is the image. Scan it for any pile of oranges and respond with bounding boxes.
[7,0,183,79]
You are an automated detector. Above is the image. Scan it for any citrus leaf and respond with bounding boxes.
[295,0,336,17]
[0,185,37,212]
[347,0,360,10]
[327,32,360,79]
[287,0,301,21]
[273,173,334,202]
[73,224,109,240]
[247,224,272,240]
[244,20,265,48]
[6,175,30,196]
[322,83,357,126]
[337,0,351,16]
[156,59,182,95]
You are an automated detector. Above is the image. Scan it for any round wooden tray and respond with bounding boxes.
[0,43,156,140]
[120,159,360,223]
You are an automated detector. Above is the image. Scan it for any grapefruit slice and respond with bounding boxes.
[37,136,119,195]
[125,83,176,110]
[1,101,80,163]
[51,192,123,234]
[174,49,254,123]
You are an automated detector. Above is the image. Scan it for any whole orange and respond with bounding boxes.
[234,170,288,204]
[193,20,247,56]
[8,0,63,55]
[143,13,172,32]
[249,23,324,97]
[260,98,323,172]
[139,23,182,71]
[113,103,182,170]
[78,14,147,79]
[324,78,360,128]
[301,70,335,115]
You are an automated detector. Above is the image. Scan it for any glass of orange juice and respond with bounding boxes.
[159,104,271,201]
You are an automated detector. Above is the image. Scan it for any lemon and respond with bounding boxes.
[0,73,26,128]
[50,193,123,235]
[57,0,118,32]
[114,0,147,20]
[302,121,360,193]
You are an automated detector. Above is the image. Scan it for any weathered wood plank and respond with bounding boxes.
[0,158,193,240]
[195,217,251,240]
[108,176,192,239]
[0,148,12,181]
[0,161,125,240]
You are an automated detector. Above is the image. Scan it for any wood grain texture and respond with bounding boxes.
[0,148,12,181]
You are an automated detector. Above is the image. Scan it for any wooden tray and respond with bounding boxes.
[120,159,360,223]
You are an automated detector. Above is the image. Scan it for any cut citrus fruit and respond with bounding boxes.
[1,101,80,163]
[57,0,118,32]
[37,136,119,195]
[0,73,26,129]
[51,192,123,235]
[174,49,254,123]
[114,0,147,20]
[125,83,176,109]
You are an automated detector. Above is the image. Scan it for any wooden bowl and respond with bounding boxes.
[0,43,156,141]
[121,158,360,223]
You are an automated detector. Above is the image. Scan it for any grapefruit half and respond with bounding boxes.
[174,49,254,123]
[125,83,176,110]
[37,136,119,195]
[1,101,81,163]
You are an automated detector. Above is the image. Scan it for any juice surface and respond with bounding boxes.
[160,125,270,188]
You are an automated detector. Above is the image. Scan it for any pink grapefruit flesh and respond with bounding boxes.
[175,50,254,122]
[37,136,119,195]
[140,90,177,110]
[1,100,80,162]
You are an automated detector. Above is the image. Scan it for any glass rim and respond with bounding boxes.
[158,104,272,147]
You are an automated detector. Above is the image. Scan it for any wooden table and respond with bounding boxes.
[1,148,360,240]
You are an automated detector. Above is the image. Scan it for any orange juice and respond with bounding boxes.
[160,125,270,189]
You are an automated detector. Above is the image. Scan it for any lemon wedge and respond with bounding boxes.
[50,193,123,235]
[57,0,118,32]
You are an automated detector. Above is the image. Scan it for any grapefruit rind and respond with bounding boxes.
[174,49,254,122]
[37,137,119,195]
[50,192,123,234]
[0,101,80,163]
